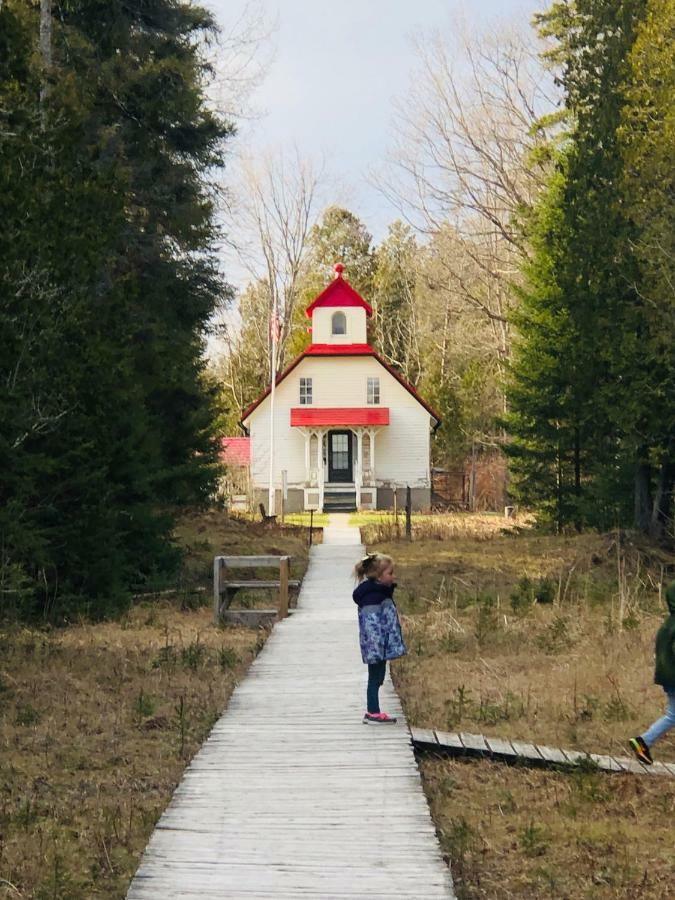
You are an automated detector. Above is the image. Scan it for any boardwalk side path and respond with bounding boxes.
[127,514,454,899]
[411,727,675,777]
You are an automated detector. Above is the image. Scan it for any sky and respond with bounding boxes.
[203,0,543,314]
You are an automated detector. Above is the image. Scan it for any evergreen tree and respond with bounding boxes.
[0,0,233,619]
[507,0,653,531]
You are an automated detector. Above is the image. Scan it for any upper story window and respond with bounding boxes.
[331,311,347,335]
[299,377,313,405]
[367,377,380,405]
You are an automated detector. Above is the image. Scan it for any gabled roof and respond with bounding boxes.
[305,264,373,318]
[240,345,441,427]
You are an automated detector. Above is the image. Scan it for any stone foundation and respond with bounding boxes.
[376,486,431,512]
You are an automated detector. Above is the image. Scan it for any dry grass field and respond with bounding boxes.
[366,514,675,899]
[0,509,313,899]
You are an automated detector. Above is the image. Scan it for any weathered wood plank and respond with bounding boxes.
[536,744,568,765]
[460,732,488,753]
[510,740,544,762]
[219,555,288,567]
[410,727,439,748]
[434,730,464,751]
[484,736,517,759]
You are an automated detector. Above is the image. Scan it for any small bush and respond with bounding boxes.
[181,640,206,670]
[134,689,155,720]
[218,647,238,670]
[535,578,556,604]
[519,821,550,857]
[15,703,41,726]
[536,616,573,653]
[475,594,500,647]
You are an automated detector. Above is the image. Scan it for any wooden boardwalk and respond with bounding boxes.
[127,515,454,899]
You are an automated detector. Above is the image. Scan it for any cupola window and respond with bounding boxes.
[331,311,347,335]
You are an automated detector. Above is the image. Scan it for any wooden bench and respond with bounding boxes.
[213,555,300,627]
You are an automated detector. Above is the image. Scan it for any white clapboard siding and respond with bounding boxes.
[248,356,432,488]
[126,516,454,899]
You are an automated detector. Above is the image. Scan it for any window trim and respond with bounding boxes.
[299,377,313,405]
[367,376,380,405]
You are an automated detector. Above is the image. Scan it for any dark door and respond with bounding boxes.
[328,431,353,483]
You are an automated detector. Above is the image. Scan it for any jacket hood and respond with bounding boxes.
[352,579,395,604]
[666,581,675,615]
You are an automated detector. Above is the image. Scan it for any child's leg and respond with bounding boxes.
[641,690,675,747]
[367,660,386,713]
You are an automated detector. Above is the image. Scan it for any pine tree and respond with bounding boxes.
[507,0,651,531]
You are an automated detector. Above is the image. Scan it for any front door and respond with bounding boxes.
[328,431,353,483]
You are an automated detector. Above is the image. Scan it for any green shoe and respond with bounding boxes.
[628,736,653,765]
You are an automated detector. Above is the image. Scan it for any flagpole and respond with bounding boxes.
[268,305,278,517]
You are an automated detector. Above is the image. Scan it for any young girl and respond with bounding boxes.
[353,553,407,724]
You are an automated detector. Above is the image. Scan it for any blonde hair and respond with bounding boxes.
[354,552,393,581]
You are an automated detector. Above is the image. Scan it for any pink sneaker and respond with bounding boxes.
[363,712,398,725]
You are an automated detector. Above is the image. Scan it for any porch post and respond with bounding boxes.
[369,428,376,475]
[355,430,363,503]
[303,429,311,482]
[318,431,325,510]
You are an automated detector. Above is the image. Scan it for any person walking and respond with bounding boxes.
[629,580,675,765]
[353,552,407,724]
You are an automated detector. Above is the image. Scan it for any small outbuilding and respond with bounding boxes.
[241,265,441,512]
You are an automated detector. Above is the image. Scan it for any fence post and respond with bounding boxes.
[278,556,290,619]
[405,485,412,541]
[213,556,222,623]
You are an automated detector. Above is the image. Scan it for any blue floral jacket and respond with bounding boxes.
[353,579,407,664]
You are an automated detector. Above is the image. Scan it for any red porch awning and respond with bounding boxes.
[290,407,389,427]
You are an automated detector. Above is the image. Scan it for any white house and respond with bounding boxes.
[241,264,441,513]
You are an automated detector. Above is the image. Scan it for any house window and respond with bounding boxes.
[331,311,346,335]
[367,377,380,405]
[299,377,313,405]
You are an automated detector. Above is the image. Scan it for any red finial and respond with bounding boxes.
[334,262,345,278]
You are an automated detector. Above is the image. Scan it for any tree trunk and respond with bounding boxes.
[649,444,673,541]
[39,0,52,111]
[573,427,582,532]
[634,450,652,534]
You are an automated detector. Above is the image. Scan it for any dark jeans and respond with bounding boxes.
[367,660,387,713]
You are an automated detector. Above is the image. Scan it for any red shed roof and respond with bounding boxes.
[220,436,250,467]
[240,346,441,427]
[305,265,373,318]
[291,408,389,427]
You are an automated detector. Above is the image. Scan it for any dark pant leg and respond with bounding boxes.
[367,660,387,713]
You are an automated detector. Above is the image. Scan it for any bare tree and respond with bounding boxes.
[376,21,562,356]
[230,148,323,375]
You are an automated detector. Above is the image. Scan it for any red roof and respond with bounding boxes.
[304,343,372,355]
[220,437,250,467]
[291,408,390,427]
[305,267,373,319]
[240,346,441,427]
